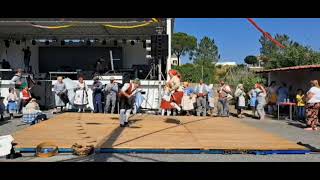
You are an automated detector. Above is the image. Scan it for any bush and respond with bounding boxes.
[224,66,266,93]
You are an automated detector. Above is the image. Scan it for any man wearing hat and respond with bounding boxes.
[104,77,118,114]
[92,76,103,113]
[118,78,140,127]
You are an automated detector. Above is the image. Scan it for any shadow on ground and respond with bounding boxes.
[287,122,306,129]
[164,118,180,124]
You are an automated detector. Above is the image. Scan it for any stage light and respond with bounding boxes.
[142,40,146,48]
[32,39,36,45]
[16,40,20,45]
[102,39,107,45]
[122,39,126,44]
[45,40,49,45]
[130,40,135,46]
[86,40,91,46]
[114,40,118,46]
[61,40,65,46]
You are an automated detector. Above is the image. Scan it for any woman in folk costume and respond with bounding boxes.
[167,69,184,114]
[53,76,67,114]
[74,76,89,113]
[7,87,18,119]
[160,82,173,116]
[234,84,246,118]
[255,83,267,120]
[181,81,195,116]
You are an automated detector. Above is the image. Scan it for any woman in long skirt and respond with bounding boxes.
[234,84,246,118]
[181,81,194,116]
[167,69,184,114]
[7,87,18,119]
[74,76,88,112]
[160,83,173,116]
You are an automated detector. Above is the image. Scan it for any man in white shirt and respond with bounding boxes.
[195,80,208,116]
[118,78,140,127]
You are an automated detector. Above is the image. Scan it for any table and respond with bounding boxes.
[277,102,296,120]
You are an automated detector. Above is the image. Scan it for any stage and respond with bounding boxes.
[12,113,309,154]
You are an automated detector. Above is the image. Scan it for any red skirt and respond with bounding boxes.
[171,91,183,105]
[160,100,173,109]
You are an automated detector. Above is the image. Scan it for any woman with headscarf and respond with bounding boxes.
[74,76,89,113]
[234,84,246,118]
[255,83,267,120]
[167,69,184,114]
[160,82,173,116]
[305,80,320,131]
[207,84,215,116]
[248,85,258,117]
[53,76,67,114]
[181,81,195,116]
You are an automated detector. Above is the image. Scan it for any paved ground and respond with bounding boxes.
[1,110,320,162]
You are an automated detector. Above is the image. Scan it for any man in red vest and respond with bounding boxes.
[119,78,141,127]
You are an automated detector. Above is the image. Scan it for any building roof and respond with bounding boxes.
[256,64,320,73]
[0,18,168,40]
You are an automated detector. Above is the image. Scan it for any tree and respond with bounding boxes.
[259,33,320,69]
[224,66,266,93]
[193,36,219,64]
[244,55,258,65]
[172,32,197,66]
[173,62,216,84]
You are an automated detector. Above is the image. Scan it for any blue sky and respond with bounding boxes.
[174,18,320,64]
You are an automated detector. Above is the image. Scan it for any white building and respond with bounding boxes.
[171,55,180,66]
[215,61,237,66]
[0,18,174,110]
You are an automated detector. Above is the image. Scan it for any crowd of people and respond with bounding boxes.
[53,75,123,114]
[2,68,320,130]
[0,68,46,124]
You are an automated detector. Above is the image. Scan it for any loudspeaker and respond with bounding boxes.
[4,40,10,48]
[150,34,168,59]
[30,81,55,110]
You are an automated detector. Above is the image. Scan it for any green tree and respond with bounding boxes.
[259,34,320,69]
[173,62,216,84]
[193,36,219,64]
[244,55,258,65]
[224,66,266,93]
[172,32,197,66]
